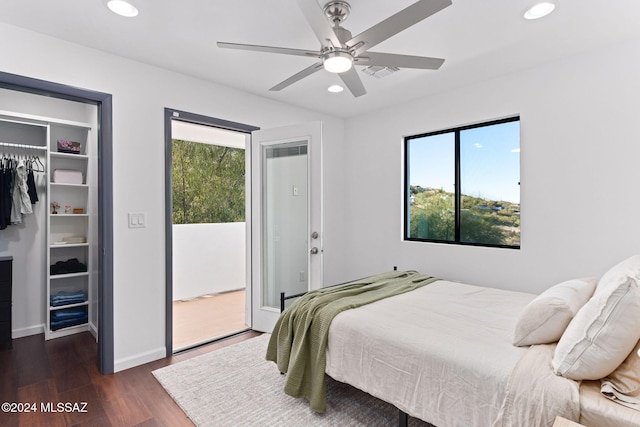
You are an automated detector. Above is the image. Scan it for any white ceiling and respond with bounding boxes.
[2,0,640,118]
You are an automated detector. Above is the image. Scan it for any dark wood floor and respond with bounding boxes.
[0,330,261,426]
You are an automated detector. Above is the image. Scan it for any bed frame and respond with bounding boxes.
[277,267,436,427]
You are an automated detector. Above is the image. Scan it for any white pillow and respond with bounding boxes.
[512,277,597,347]
[553,255,640,380]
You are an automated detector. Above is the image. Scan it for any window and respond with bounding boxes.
[404,117,520,248]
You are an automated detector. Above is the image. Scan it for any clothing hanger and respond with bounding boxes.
[35,154,45,172]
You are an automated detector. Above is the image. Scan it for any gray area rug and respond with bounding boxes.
[153,334,431,426]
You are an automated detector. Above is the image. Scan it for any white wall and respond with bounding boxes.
[342,37,640,294]
[0,23,347,371]
[172,223,245,301]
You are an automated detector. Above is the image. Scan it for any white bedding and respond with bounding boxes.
[325,280,535,426]
[580,381,640,427]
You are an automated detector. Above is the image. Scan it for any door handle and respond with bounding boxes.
[310,247,319,255]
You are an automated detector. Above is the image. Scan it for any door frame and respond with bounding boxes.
[0,71,115,374]
[163,108,258,356]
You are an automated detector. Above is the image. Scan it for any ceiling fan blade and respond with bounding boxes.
[296,0,342,48]
[355,52,444,70]
[339,68,366,98]
[270,62,324,91]
[217,42,321,58]
[347,0,452,55]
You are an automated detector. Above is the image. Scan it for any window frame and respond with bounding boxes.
[403,116,520,249]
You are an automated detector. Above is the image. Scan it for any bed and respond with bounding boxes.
[267,256,640,427]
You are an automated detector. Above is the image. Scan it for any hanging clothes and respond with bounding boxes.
[11,159,32,224]
[17,159,33,215]
[26,167,38,204]
[0,150,43,229]
[0,159,14,229]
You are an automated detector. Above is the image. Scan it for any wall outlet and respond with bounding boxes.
[299,271,306,282]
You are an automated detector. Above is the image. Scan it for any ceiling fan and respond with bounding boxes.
[217,0,452,97]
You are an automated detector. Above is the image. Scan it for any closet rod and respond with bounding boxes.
[0,141,48,151]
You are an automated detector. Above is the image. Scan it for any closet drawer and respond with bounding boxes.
[0,263,11,281]
[0,282,10,301]
[0,321,10,343]
[0,301,10,321]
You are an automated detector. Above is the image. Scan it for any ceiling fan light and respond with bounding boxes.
[328,85,344,93]
[107,0,139,17]
[524,2,555,20]
[323,52,353,73]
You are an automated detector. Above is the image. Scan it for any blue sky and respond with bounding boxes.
[408,121,520,203]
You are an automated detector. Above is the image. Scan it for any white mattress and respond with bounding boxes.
[325,280,535,427]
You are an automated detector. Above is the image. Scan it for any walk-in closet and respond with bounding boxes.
[0,88,98,346]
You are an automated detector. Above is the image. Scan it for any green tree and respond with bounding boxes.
[172,139,245,224]
[460,211,506,245]
[410,192,455,240]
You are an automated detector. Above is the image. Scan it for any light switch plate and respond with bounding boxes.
[128,212,146,228]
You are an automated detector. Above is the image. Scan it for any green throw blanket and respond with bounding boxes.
[265,270,436,413]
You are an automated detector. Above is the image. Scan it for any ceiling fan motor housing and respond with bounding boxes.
[323,1,351,26]
[331,25,353,47]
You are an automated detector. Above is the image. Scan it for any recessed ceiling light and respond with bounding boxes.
[327,85,344,93]
[107,0,139,17]
[524,2,555,20]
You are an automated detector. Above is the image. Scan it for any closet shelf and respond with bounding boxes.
[49,301,89,311]
[50,183,88,188]
[50,152,88,160]
[50,243,89,248]
[49,322,89,333]
[50,272,89,279]
[50,214,89,218]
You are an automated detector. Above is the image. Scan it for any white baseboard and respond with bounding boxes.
[89,321,98,340]
[12,324,44,338]
[13,323,165,373]
[114,347,166,373]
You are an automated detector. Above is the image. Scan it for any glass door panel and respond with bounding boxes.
[262,142,308,309]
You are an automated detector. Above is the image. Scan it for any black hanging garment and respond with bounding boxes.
[26,168,38,204]
[0,165,7,230]
[0,160,14,230]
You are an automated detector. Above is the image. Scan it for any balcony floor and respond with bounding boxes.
[172,289,248,351]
